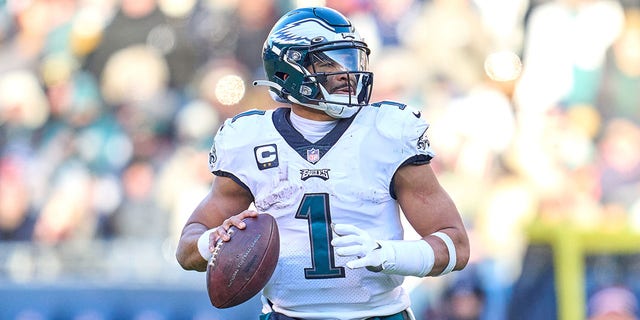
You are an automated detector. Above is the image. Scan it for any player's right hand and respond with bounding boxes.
[214,210,259,243]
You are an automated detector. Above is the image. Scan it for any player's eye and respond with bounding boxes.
[318,61,336,68]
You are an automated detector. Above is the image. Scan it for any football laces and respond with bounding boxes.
[208,228,235,268]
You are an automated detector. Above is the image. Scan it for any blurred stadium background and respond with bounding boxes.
[1,0,640,319]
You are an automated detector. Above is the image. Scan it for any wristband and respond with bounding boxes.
[377,239,435,277]
[197,228,217,261]
[432,231,456,275]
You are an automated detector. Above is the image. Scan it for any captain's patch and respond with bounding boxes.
[254,144,279,170]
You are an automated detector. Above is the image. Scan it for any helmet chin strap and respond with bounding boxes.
[253,80,360,119]
[317,85,359,118]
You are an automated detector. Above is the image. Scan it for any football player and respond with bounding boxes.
[176,6,470,320]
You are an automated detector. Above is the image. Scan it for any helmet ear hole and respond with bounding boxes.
[275,72,288,81]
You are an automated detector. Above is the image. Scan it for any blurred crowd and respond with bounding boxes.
[2,0,640,318]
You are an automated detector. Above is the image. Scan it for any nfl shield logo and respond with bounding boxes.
[306,148,320,164]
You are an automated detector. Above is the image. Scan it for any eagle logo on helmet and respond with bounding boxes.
[272,18,341,45]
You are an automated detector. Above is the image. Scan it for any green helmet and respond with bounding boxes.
[255,7,373,118]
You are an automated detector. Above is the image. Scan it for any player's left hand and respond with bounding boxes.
[331,224,392,270]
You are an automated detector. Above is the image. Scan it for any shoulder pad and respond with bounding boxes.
[371,100,423,119]
[218,109,269,136]
[369,101,426,137]
[367,101,433,160]
[230,109,267,123]
[209,109,272,173]
[214,109,271,153]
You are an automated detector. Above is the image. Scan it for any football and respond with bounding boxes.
[206,213,280,308]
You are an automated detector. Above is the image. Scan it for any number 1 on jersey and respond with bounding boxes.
[296,193,345,279]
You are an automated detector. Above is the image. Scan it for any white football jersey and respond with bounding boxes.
[208,102,434,320]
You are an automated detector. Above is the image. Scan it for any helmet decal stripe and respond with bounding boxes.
[273,18,341,44]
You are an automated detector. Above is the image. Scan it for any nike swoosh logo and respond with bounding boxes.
[412,111,421,118]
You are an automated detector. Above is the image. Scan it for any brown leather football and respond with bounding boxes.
[206,213,280,308]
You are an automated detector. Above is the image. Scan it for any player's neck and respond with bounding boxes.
[289,107,338,143]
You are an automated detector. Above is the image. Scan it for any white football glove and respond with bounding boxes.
[331,223,436,277]
[331,223,393,271]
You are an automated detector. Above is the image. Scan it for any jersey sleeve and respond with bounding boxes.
[208,118,231,174]
[207,109,269,193]
[373,101,435,166]
[369,101,435,199]
[401,107,434,166]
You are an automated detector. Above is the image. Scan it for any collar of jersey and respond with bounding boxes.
[272,107,357,164]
